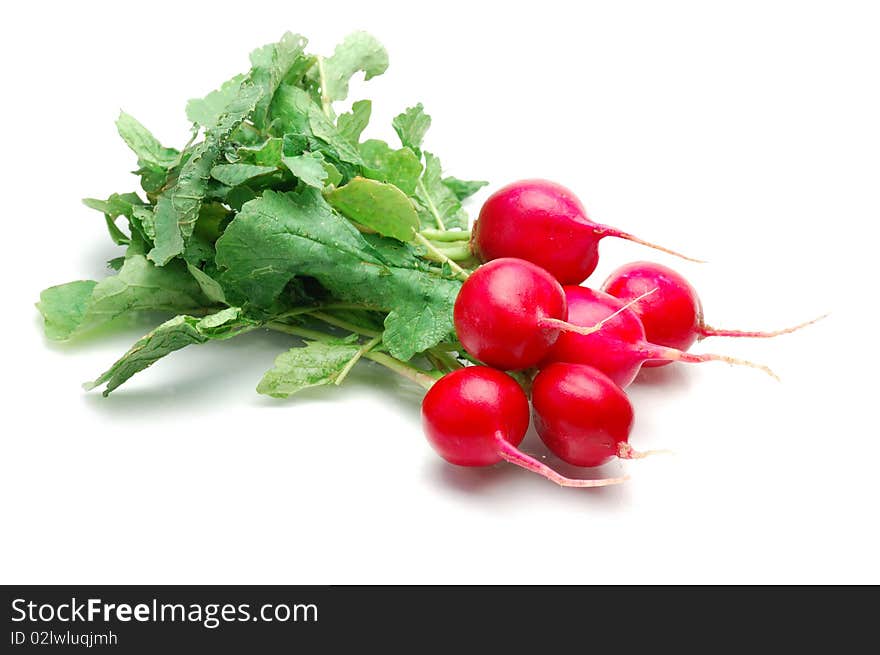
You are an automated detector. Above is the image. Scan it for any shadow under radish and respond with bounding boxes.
[427,424,633,506]
[632,362,694,392]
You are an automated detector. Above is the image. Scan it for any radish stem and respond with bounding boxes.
[335,336,382,386]
[414,233,470,280]
[417,180,446,230]
[309,311,381,337]
[420,228,472,242]
[428,348,463,372]
[316,55,332,118]
[364,352,438,389]
[266,323,436,389]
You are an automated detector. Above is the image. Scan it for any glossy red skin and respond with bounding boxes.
[602,261,703,367]
[454,258,567,370]
[532,363,634,468]
[421,367,530,467]
[543,286,648,388]
[472,179,603,285]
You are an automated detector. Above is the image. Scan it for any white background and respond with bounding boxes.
[1,1,877,584]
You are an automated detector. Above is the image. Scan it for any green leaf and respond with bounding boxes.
[36,280,98,341]
[83,193,144,245]
[270,85,363,167]
[325,177,419,242]
[149,83,262,265]
[210,163,277,187]
[82,193,144,218]
[281,152,328,188]
[217,189,381,308]
[269,85,313,135]
[137,165,170,195]
[237,138,283,166]
[193,203,229,242]
[115,112,179,168]
[86,308,253,396]
[215,188,460,359]
[149,197,187,265]
[186,74,246,127]
[359,139,422,196]
[392,104,431,156]
[104,215,130,245]
[256,341,361,398]
[321,160,343,187]
[414,152,469,230]
[131,205,155,242]
[224,186,259,212]
[336,99,371,146]
[36,253,212,341]
[317,32,388,104]
[306,108,364,167]
[442,176,489,201]
[186,263,227,305]
[249,32,312,130]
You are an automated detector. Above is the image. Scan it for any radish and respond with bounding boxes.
[453,257,637,370]
[421,366,627,488]
[532,363,645,467]
[601,261,826,367]
[543,285,778,386]
[471,179,701,285]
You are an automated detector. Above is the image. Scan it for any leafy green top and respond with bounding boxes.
[38,31,487,397]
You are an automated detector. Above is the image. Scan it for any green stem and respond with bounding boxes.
[429,348,463,372]
[425,352,446,373]
[431,243,473,262]
[364,352,437,390]
[335,336,381,386]
[507,369,536,395]
[266,322,334,342]
[274,303,380,321]
[316,55,332,118]
[413,233,470,280]
[420,228,471,242]
[265,323,435,390]
[417,179,446,230]
[309,311,381,337]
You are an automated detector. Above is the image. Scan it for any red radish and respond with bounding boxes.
[532,363,644,467]
[421,366,627,488]
[601,261,826,367]
[471,179,701,285]
[453,258,599,370]
[543,286,778,386]
[453,258,643,370]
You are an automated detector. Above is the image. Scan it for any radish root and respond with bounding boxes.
[698,313,829,340]
[617,443,674,460]
[538,287,658,336]
[656,347,780,381]
[601,226,706,264]
[495,435,628,488]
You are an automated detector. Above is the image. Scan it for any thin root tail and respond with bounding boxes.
[538,288,659,337]
[496,436,629,488]
[699,313,829,340]
[666,348,781,381]
[617,443,674,460]
[611,229,706,264]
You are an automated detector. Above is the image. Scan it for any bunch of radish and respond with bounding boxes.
[422,179,821,488]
